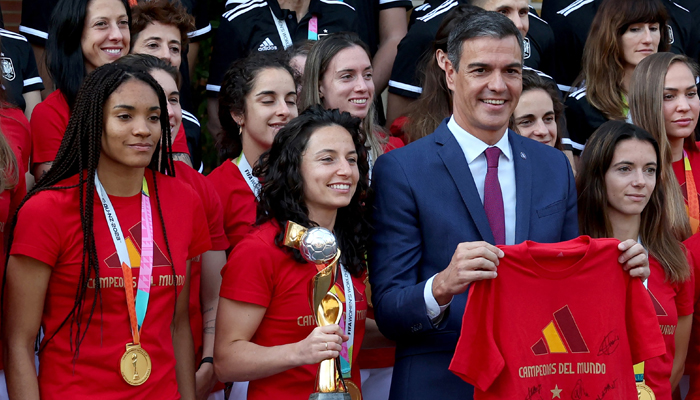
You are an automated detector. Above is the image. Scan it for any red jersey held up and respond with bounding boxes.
[10,171,211,400]
[449,236,666,399]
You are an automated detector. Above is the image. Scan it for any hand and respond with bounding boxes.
[618,239,649,280]
[195,362,218,400]
[432,241,503,305]
[294,325,349,366]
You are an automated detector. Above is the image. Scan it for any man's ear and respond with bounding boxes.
[436,49,448,71]
[444,55,457,92]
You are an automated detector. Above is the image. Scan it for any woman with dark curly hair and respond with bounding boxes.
[214,105,370,400]
[207,51,298,251]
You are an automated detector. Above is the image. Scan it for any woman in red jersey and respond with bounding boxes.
[4,63,210,400]
[577,120,692,400]
[118,53,229,400]
[214,106,370,400]
[207,52,298,251]
[31,0,131,179]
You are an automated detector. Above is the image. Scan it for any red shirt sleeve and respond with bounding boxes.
[11,191,63,266]
[449,279,505,391]
[172,125,190,155]
[30,91,70,165]
[0,108,31,170]
[626,277,667,364]
[186,188,212,260]
[220,230,276,307]
[676,262,695,317]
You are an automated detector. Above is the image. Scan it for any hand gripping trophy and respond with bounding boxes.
[284,221,355,400]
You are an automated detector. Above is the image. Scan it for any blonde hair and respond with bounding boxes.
[629,52,697,242]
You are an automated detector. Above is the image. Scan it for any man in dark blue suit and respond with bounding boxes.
[369,10,650,400]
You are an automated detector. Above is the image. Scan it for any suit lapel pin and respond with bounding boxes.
[520,152,527,160]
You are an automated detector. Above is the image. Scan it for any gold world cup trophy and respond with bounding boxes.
[284,221,354,400]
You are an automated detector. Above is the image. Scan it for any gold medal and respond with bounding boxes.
[120,343,152,386]
[636,382,655,400]
[345,381,362,400]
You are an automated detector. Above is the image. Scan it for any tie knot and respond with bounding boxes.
[485,147,501,168]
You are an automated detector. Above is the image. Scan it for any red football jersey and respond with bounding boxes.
[11,171,211,399]
[220,221,367,400]
[30,89,69,164]
[449,236,666,399]
[206,159,257,251]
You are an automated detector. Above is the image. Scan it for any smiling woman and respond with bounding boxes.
[31,0,132,180]
[214,106,371,400]
[4,62,211,400]
[576,120,692,400]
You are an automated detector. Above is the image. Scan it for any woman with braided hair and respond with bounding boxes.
[3,62,211,400]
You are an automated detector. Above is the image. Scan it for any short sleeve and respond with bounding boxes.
[220,233,276,307]
[1,110,31,170]
[30,93,69,164]
[11,193,63,267]
[199,177,229,251]
[187,0,213,41]
[449,280,504,391]
[378,0,412,10]
[676,264,695,317]
[172,125,190,154]
[207,16,244,94]
[625,277,667,364]
[564,92,607,154]
[21,42,44,93]
[387,20,434,99]
[187,189,212,260]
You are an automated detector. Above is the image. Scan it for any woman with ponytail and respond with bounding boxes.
[4,63,210,400]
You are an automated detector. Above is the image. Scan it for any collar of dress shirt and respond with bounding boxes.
[447,116,512,165]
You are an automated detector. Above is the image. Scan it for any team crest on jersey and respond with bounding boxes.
[668,25,674,44]
[104,221,172,269]
[531,305,590,355]
[0,57,15,81]
[522,37,531,59]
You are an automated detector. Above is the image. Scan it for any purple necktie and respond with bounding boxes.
[484,147,505,245]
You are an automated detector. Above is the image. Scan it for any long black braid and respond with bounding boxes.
[2,63,176,362]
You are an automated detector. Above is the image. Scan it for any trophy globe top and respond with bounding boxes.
[300,227,338,264]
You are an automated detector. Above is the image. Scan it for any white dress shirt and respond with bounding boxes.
[424,116,517,323]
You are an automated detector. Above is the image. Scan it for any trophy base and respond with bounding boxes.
[309,393,351,400]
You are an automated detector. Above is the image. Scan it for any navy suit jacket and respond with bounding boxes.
[368,120,579,399]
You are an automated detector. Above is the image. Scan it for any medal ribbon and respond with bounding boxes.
[95,173,154,343]
[308,16,318,41]
[683,150,700,233]
[633,262,649,384]
[334,264,355,378]
[270,7,294,49]
[234,153,261,198]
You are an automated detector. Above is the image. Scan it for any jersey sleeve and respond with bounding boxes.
[1,110,32,170]
[187,0,213,42]
[379,0,412,10]
[172,125,191,154]
[21,41,44,93]
[387,20,434,99]
[564,92,607,154]
[186,187,212,260]
[11,193,63,267]
[626,277,667,364]
[199,177,229,251]
[30,95,69,164]
[676,264,695,317]
[449,279,505,391]
[207,15,245,95]
[220,233,276,307]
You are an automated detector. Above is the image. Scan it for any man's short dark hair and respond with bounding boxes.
[446,10,524,71]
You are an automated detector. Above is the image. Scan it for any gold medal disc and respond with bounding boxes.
[636,382,656,400]
[345,381,362,400]
[120,343,152,386]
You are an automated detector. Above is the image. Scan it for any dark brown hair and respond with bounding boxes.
[131,0,195,48]
[577,120,689,282]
